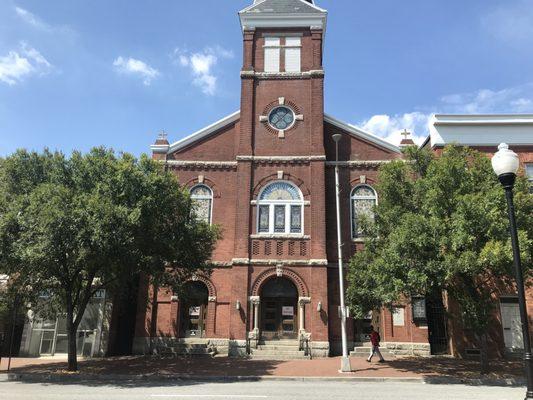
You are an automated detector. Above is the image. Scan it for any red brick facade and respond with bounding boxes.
[131,2,533,359]
[132,3,431,357]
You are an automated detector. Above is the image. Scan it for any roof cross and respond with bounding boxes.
[158,130,168,140]
[401,129,411,139]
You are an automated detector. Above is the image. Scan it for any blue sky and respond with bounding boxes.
[1,0,532,156]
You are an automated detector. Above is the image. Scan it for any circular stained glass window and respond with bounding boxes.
[268,106,295,131]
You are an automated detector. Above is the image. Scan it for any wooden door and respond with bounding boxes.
[261,298,297,340]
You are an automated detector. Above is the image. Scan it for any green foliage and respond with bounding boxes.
[347,145,533,338]
[0,148,220,368]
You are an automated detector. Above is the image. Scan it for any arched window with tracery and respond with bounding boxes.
[190,184,213,225]
[257,181,304,234]
[351,184,377,238]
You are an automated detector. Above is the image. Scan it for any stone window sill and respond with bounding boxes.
[250,234,310,240]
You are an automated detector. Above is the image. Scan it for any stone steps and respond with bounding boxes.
[350,346,394,358]
[250,340,309,360]
[156,341,216,357]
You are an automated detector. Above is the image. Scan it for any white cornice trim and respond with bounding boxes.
[324,114,401,154]
[432,114,533,125]
[165,160,238,168]
[153,111,240,154]
[325,160,396,168]
[239,14,327,33]
[429,114,533,148]
[236,155,326,162]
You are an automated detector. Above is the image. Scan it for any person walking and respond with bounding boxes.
[367,325,385,363]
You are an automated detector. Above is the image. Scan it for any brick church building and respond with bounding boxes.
[131,0,430,358]
[127,0,533,359]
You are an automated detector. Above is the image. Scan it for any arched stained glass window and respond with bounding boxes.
[257,181,303,234]
[259,182,301,201]
[351,185,377,238]
[190,184,213,225]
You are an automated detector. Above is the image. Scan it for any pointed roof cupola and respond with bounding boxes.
[239,0,327,31]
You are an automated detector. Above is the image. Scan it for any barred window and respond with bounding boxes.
[190,185,213,225]
[351,185,377,238]
[257,181,304,234]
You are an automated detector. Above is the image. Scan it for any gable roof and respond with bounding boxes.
[152,111,240,154]
[241,0,326,14]
[153,111,400,155]
[324,114,402,154]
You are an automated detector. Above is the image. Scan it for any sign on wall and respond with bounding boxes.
[282,306,294,317]
[393,307,405,326]
[189,306,201,317]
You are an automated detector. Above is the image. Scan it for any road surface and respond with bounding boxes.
[0,379,524,400]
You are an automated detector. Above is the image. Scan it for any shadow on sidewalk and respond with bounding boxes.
[3,356,285,388]
[386,357,524,381]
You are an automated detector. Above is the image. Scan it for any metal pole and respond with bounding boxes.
[333,137,351,372]
[7,297,18,372]
[504,186,533,399]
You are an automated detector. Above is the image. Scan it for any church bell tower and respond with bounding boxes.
[237,0,328,157]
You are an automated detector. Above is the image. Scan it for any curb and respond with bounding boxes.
[1,372,526,387]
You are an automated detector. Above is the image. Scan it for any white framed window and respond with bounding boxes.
[284,37,301,72]
[257,181,304,234]
[351,185,378,238]
[190,184,213,225]
[526,164,533,193]
[263,36,301,73]
[264,37,281,73]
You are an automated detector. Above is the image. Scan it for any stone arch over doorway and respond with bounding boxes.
[175,276,217,339]
[189,274,217,300]
[251,267,309,298]
[249,268,311,342]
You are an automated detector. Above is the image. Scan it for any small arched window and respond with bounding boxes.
[351,185,377,238]
[190,184,213,225]
[257,181,303,234]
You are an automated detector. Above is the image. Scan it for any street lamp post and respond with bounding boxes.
[332,133,352,373]
[492,143,533,399]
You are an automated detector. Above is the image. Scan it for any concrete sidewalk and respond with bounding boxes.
[0,355,526,386]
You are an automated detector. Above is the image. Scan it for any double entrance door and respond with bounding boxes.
[261,297,297,340]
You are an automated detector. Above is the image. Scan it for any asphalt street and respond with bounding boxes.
[0,380,525,400]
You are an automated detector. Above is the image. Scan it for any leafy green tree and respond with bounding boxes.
[0,148,220,371]
[347,145,533,371]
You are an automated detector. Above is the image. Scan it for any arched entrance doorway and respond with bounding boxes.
[180,281,209,338]
[260,278,298,340]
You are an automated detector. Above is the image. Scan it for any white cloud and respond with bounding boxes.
[482,0,533,45]
[358,83,533,145]
[174,46,234,96]
[439,84,533,114]
[14,6,50,30]
[359,112,431,146]
[113,56,159,86]
[0,42,52,85]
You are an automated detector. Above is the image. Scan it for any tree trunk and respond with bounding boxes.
[66,307,78,372]
[480,333,490,375]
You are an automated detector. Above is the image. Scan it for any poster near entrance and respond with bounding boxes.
[282,306,294,317]
[500,298,523,350]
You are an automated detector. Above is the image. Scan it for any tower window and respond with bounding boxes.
[264,36,301,73]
